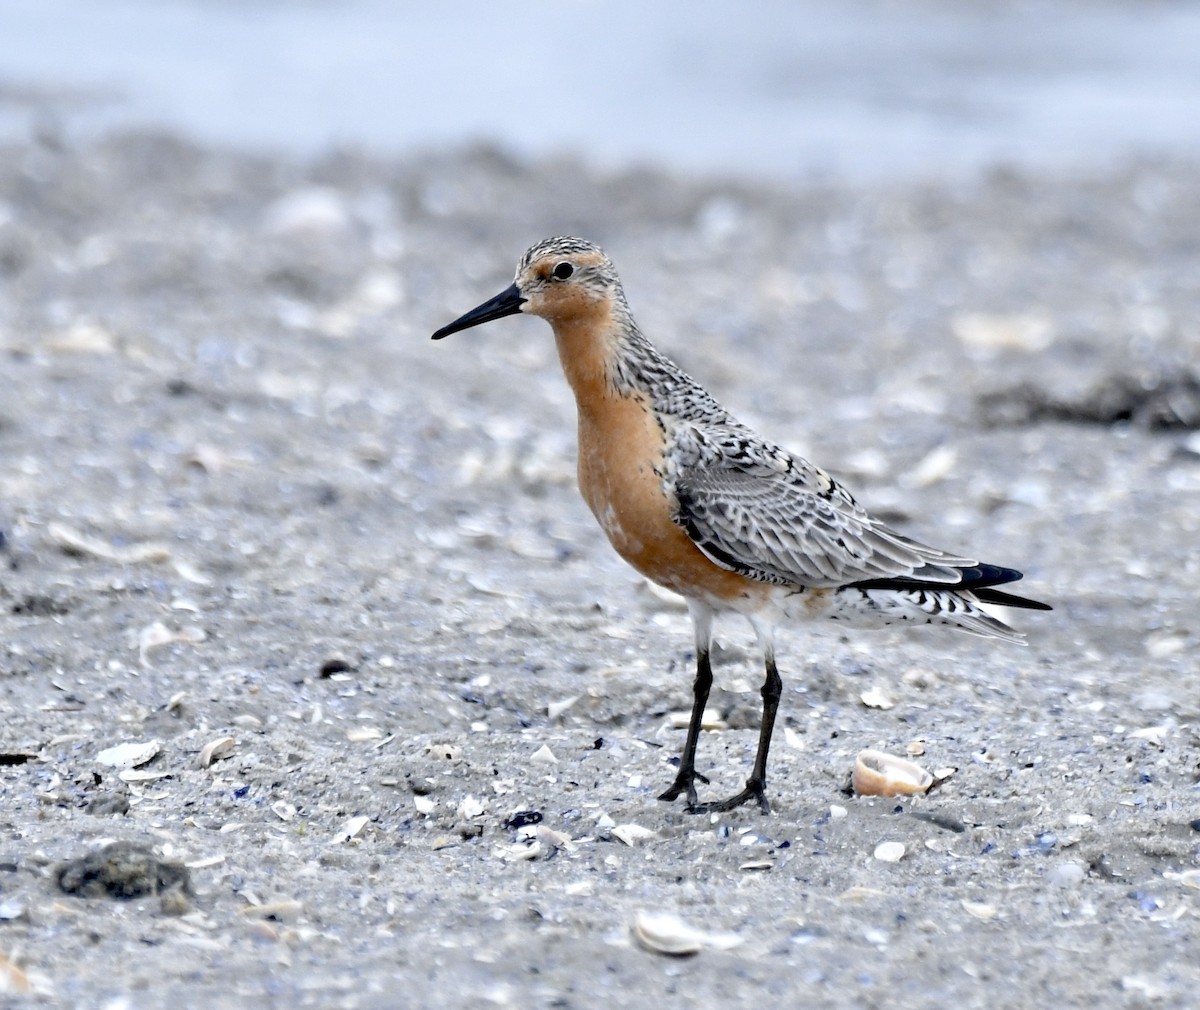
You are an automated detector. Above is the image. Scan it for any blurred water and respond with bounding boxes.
[1,0,1199,182]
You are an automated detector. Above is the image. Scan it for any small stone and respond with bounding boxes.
[1047,861,1087,888]
[873,841,906,863]
[56,842,192,900]
[85,793,130,817]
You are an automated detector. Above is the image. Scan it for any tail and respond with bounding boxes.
[843,563,1051,644]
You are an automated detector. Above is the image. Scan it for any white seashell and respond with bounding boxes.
[413,795,436,815]
[137,621,205,666]
[1164,869,1200,890]
[874,841,906,863]
[1127,725,1168,749]
[346,727,384,743]
[96,740,160,770]
[852,749,934,797]
[336,815,371,842]
[632,911,742,956]
[860,687,895,710]
[951,311,1054,353]
[612,824,657,846]
[240,899,304,921]
[198,736,235,767]
[532,825,573,851]
[530,744,557,764]
[906,445,958,489]
[48,522,169,564]
[426,743,462,761]
[961,900,998,921]
[118,768,170,783]
[457,795,486,818]
[668,708,726,731]
[272,801,297,822]
[547,696,578,720]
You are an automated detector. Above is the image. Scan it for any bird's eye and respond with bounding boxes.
[552,261,574,280]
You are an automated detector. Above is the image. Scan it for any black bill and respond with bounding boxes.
[431,283,526,340]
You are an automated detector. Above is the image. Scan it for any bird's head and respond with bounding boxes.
[431,237,620,340]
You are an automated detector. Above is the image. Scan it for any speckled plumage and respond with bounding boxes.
[432,236,1050,814]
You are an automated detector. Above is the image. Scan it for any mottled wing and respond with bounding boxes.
[674,458,977,589]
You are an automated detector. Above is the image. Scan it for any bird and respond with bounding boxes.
[431,236,1050,815]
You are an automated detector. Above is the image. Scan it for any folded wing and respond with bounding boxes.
[674,459,983,590]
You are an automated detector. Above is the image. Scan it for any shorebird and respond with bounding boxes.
[432,236,1050,814]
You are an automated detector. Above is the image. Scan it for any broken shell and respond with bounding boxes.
[631,911,742,956]
[118,768,170,783]
[198,736,236,767]
[335,815,371,843]
[456,795,486,818]
[96,739,161,770]
[668,708,726,731]
[961,900,998,921]
[240,899,304,921]
[632,911,703,956]
[0,951,31,994]
[612,823,657,846]
[852,749,934,797]
[547,695,578,720]
[860,686,895,710]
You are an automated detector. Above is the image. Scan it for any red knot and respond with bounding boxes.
[432,236,1050,814]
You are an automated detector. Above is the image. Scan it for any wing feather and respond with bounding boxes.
[673,457,978,589]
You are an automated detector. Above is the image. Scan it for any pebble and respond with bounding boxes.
[873,841,906,863]
[1047,861,1087,888]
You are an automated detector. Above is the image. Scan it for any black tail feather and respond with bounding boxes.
[974,587,1053,611]
[850,562,1052,611]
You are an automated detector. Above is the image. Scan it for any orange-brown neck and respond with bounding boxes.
[546,303,626,415]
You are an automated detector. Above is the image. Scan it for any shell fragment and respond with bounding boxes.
[96,740,161,770]
[632,911,742,956]
[198,736,236,767]
[852,749,934,797]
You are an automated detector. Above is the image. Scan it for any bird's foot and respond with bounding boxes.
[685,777,771,816]
[657,766,711,808]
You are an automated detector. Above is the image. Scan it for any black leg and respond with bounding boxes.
[657,648,713,807]
[690,652,781,815]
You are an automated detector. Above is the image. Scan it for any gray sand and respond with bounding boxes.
[1,132,1198,1007]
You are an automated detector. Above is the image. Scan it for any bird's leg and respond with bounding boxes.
[657,649,713,807]
[692,622,781,815]
[658,600,714,808]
